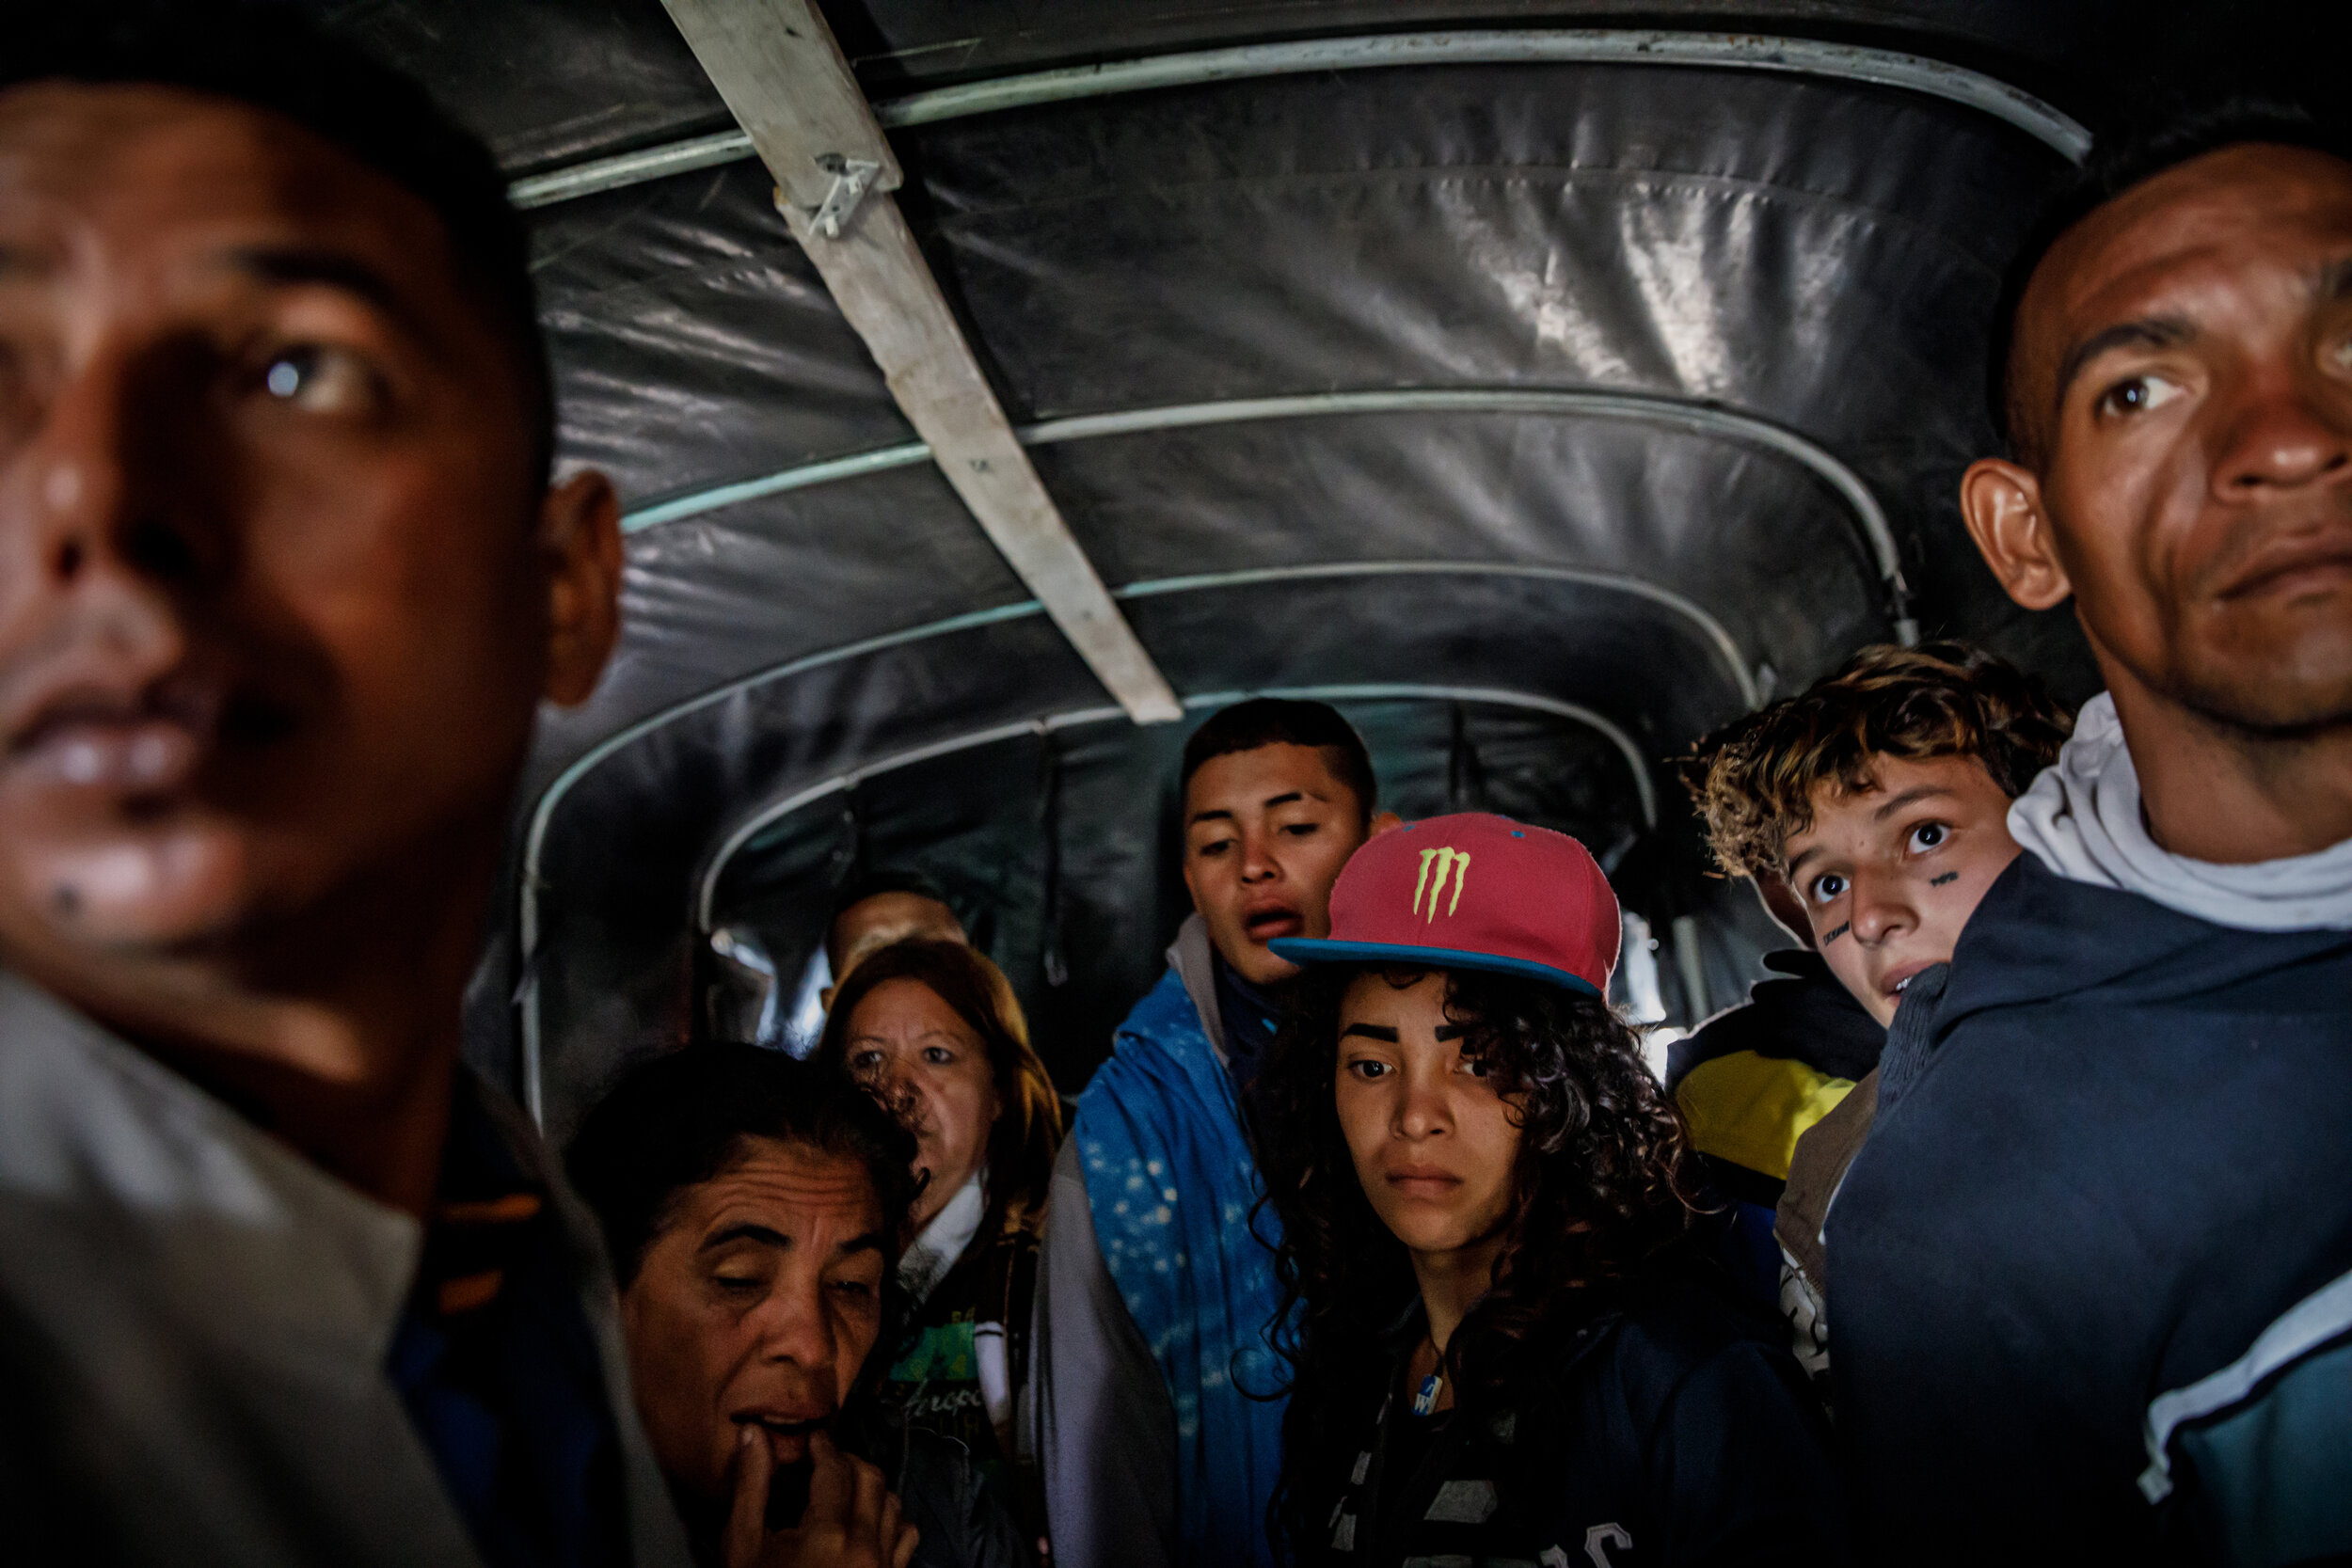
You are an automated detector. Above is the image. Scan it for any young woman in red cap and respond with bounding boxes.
[1258,813,1849,1566]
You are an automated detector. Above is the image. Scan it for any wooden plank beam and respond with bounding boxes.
[659,0,1184,724]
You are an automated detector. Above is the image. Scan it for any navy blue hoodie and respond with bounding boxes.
[1831,852,2352,1562]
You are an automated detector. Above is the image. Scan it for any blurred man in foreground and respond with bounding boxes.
[1836,106,2352,1560]
[0,8,683,1564]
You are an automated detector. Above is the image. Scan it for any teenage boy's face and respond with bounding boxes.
[1779,754,2022,1027]
[1963,145,2352,735]
[0,88,618,1009]
[1334,969,1521,1260]
[1182,742,1388,987]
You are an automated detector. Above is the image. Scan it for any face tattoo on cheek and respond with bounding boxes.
[1820,922,1850,944]
[1930,872,1959,887]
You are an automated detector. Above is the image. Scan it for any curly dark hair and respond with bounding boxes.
[1682,641,2074,880]
[1254,964,1702,1559]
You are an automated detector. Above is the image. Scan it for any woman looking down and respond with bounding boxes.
[1258,813,1850,1566]
[564,1047,1031,1568]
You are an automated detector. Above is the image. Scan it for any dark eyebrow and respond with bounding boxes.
[1342,1022,1398,1042]
[1435,1023,1469,1041]
[2053,316,2195,412]
[1784,786,1959,879]
[1186,806,1235,828]
[0,245,50,281]
[219,245,428,340]
[700,1224,888,1262]
[701,1222,791,1254]
[1262,791,1305,810]
[1871,784,1957,823]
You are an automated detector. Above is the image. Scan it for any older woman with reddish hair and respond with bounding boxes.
[817,940,1062,1526]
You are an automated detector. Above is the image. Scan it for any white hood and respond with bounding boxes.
[2009,691,2352,932]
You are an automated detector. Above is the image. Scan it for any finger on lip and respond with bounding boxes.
[736,1413,827,1433]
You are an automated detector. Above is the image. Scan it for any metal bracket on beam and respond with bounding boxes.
[803,154,882,239]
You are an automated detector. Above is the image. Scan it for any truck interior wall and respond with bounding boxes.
[385,1,2352,1126]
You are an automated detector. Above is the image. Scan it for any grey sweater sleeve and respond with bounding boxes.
[1024,1134,1176,1568]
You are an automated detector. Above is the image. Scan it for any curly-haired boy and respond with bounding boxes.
[1682,641,2074,1374]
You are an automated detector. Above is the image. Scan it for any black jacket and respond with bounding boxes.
[876,1194,1046,1539]
[1667,951,1883,1209]
[894,1428,1033,1568]
[1319,1267,1850,1568]
[1667,951,1883,1100]
[1833,853,2352,1563]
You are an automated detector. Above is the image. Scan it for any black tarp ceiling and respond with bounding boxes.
[305,0,2321,1137]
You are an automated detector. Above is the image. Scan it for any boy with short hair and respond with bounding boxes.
[1685,641,2074,1370]
[1026,699,1396,1568]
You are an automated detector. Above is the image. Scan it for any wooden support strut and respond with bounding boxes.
[658,0,1184,724]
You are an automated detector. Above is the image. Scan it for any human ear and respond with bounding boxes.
[1960,457,2073,611]
[538,468,623,706]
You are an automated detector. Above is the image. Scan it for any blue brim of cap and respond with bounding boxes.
[1268,937,1602,1000]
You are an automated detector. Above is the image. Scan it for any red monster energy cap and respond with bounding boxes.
[1270,811,1620,998]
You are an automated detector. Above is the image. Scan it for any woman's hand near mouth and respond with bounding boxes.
[732,1407,831,1466]
[725,1427,918,1568]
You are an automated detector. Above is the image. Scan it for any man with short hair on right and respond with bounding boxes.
[1834,104,2352,1561]
[1025,699,1395,1568]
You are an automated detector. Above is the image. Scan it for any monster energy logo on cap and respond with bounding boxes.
[1413,847,1471,923]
